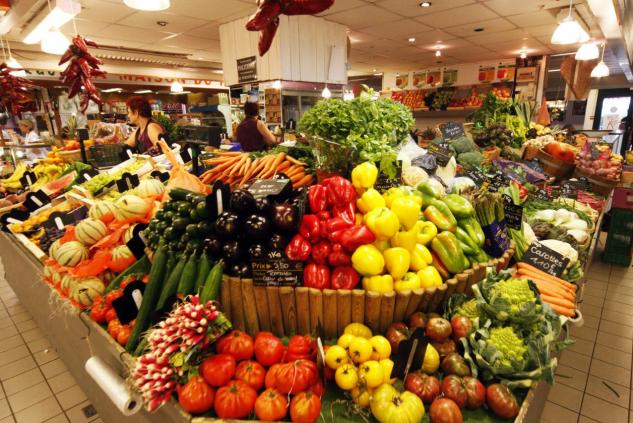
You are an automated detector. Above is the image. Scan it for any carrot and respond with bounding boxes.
[294,175,313,188]
[516,263,576,290]
[214,151,241,156]
[203,158,229,165]
[547,303,575,317]
[206,155,242,174]
[540,294,575,309]
[260,154,286,179]
[277,161,291,172]
[516,270,576,294]
[531,279,575,302]
[286,155,306,166]
[290,171,305,184]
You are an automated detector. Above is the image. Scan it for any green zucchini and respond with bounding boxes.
[195,253,213,294]
[177,254,199,296]
[103,255,151,294]
[126,245,168,352]
[200,261,223,303]
[156,253,186,309]
[169,188,195,201]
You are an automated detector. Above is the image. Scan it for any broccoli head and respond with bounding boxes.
[457,151,484,169]
[451,136,478,154]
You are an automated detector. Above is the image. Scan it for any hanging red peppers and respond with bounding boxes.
[0,63,34,115]
[246,0,335,56]
[59,35,107,112]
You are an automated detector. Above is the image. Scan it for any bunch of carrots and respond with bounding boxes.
[199,152,313,189]
[515,262,577,317]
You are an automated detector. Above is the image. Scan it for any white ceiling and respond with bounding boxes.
[2,0,609,75]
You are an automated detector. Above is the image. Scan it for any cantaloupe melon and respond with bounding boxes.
[75,218,107,246]
[71,277,105,306]
[49,239,62,261]
[114,195,149,221]
[124,224,137,244]
[88,201,117,222]
[55,241,88,267]
[135,179,165,198]
[60,274,78,294]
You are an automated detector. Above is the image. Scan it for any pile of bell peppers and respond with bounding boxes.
[285,176,369,290]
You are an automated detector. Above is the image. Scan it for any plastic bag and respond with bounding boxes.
[158,140,210,200]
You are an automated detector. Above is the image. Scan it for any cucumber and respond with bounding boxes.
[103,255,151,294]
[169,188,196,201]
[156,254,186,309]
[177,254,199,296]
[200,260,223,303]
[133,337,148,356]
[195,253,212,294]
[126,245,168,353]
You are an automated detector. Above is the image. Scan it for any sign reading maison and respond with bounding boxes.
[237,56,258,83]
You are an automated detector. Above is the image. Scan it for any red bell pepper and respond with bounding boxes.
[311,240,331,265]
[328,244,351,266]
[430,251,450,280]
[321,176,356,208]
[339,225,376,253]
[285,234,311,261]
[308,184,329,213]
[316,210,331,221]
[333,202,356,225]
[303,263,331,290]
[299,214,321,242]
[325,217,353,242]
[331,265,360,290]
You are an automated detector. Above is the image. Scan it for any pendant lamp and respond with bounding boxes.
[170,80,184,93]
[124,0,170,11]
[321,86,331,98]
[576,42,599,60]
[590,43,609,78]
[551,0,589,45]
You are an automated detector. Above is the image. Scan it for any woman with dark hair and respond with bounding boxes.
[125,96,165,153]
[235,101,278,151]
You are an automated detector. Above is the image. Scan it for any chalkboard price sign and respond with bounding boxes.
[427,143,454,167]
[23,190,51,213]
[439,121,465,141]
[374,162,403,193]
[521,241,570,277]
[248,179,292,199]
[530,189,550,201]
[466,169,488,186]
[502,195,523,230]
[19,171,37,189]
[116,172,140,192]
[252,250,304,286]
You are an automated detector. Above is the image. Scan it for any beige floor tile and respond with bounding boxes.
[14,397,62,423]
[21,328,44,343]
[40,359,68,379]
[15,319,37,333]
[580,303,603,318]
[605,292,633,307]
[541,401,579,422]
[8,381,53,412]
[584,375,630,408]
[34,348,59,366]
[596,331,633,354]
[585,286,607,298]
[0,325,19,341]
[555,364,588,391]
[48,372,77,395]
[582,294,605,308]
[6,305,25,316]
[560,350,592,373]
[27,337,52,354]
[0,399,11,419]
[65,401,97,423]
[86,419,101,423]
[0,356,37,381]
[593,344,632,370]
[590,359,631,387]
[581,393,629,423]
[578,417,600,423]
[43,415,69,423]
[602,309,633,327]
[568,338,595,356]
[0,345,30,366]
[2,298,19,308]
[56,386,87,411]
[583,314,601,329]
[600,320,633,339]
[588,272,610,283]
[3,368,45,396]
[10,312,31,325]
[0,416,15,423]
[604,299,633,314]
[571,325,598,342]
[0,335,24,354]
[0,318,16,330]
[547,382,583,412]
[607,284,633,296]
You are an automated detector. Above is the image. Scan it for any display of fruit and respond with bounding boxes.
[576,141,622,180]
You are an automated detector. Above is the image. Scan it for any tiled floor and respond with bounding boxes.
[543,239,633,423]
[0,260,100,423]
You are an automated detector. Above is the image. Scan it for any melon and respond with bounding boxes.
[48,239,62,261]
[110,245,136,273]
[75,218,107,246]
[124,224,137,244]
[89,201,117,221]
[114,195,149,221]
[51,271,62,287]
[135,179,165,198]
[60,274,78,294]
[55,241,88,267]
[71,277,105,306]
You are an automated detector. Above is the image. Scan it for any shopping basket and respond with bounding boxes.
[89,144,128,168]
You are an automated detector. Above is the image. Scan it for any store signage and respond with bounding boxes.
[237,56,258,84]
[150,170,170,182]
[1,209,29,231]
[391,328,428,380]
[439,121,465,141]
[478,66,495,83]
[530,189,550,201]
[497,65,516,82]
[252,249,304,286]
[248,179,291,199]
[516,66,537,83]
[78,168,99,184]
[442,69,458,86]
[466,169,488,186]
[374,161,403,193]
[522,241,570,277]
[24,190,51,213]
[427,143,453,167]
[206,181,231,221]
[502,195,523,230]
[43,211,74,232]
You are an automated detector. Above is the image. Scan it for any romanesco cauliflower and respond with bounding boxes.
[489,278,536,315]
[455,299,481,320]
[489,327,527,368]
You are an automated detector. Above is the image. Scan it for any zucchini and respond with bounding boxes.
[156,253,186,309]
[200,260,223,303]
[126,245,168,352]
[103,255,151,294]
[169,188,196,201]
[195,253,212,294]
[177,254,199,296]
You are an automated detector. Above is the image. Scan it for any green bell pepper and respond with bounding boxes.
[431,231,466,274]
[459,217,485,248]
[455,226,479,253]
[429,199,457,228]
[442,194,475,219]
[417,181,443,198]
[467,247,490,264]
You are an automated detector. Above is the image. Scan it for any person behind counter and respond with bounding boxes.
[125,96,165,154]
[235,101,278,152]
[18,119,48,162]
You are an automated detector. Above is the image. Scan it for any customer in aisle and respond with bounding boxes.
[235,101,278,152]
[125,96,165,154]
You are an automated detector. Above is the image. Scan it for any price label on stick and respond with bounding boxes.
[126,224,148,260]
[1,209,29,232]
[427,143,453,167]
[19,171,36,189]
[466,169,488,186]
[247,179,291,199]
[150,170,169,182]
[116,172,140,192]
[502,195,523,230]
[521,241,570,277]
[439,121,465,141]
[252,250,304,286]
[112,281,146,324]
[23,190,51,213]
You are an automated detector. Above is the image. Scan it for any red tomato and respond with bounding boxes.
[429,398,463,423]
[309,379,324,398]
[290,391,321,423]
[178,376,215,415]
[105,290,123,307]
[216,330,254,361]
[107,319,122,339]
[440,375,467,408]
[486,384,519,419]
[265,364,281,389]
[254,388,288,422]
[404,371,440,403]
[285,335,317,362]
[201,354,237,387]
[273,360,318,394]
[235,360,266,391]
[463,376,485,409]
[90,303,108,324]
[425,317,452,342]
[450,316,472,341]
[214,380,257,419]
[105,307,117,323]
[116,326,131,346]
[254,332,284,367]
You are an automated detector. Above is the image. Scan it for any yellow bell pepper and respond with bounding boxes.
[373,239,390,252]
[382,187,405,208]
[351,162,378,190]
[362,275,394,293]
[364,208,400,240]
[352,244,385,276]
[390,228,417,252]
[383,247,410,280]
[414,221,438,245]
[394,272,421,292]
[357,188,386,214]
[390,197,420,230]
[417,266,443,289]
[410,244,433,271]
[355,213,364,225]
[406,194,423,207]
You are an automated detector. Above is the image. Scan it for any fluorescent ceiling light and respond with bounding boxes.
[551,16,589,44]
[5,57,26,77]
[124,0,170,11]
[575,42,599,60]
[321,86,331,98]
[408,37,416,43]
[102,88,123,93]
[134,89,153,94]
[41,30,69,55]
[170,81,183,93]
[23,0,81,45]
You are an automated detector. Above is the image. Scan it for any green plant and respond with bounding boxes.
[153,114,183,142]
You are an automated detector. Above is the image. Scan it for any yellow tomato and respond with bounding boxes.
[379,359,394,384]
[325,345,349,370]
[337,333,356,350]
[351,386,374,408]
[359,360,384,388]
[335,364,359,390]
[369,336,392,360]
[344,323,373,339]
[349,337,373,364]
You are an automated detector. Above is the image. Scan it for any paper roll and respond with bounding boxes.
[85,356,142,416]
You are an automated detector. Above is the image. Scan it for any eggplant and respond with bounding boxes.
[245,214,271,240]
[269,233,287,250]
[254,197,272,215]
[203,235,223,257]
[230,261,252,278]
[271,204,297,232]
[230,189,256,215]
[222,240,242,263]
[248,243,267,260]
[215,211,240,240]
